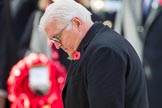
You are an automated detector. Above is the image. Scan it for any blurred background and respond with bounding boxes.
[90,0,122,27]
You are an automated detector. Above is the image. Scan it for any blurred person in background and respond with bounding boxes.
[90,0,122,28]
[17,0,69,71]
[114,0,162,108]
[0,0,17,108]
[17,0,53,60]
[10,0,37,48]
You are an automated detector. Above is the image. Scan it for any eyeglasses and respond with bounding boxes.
[51,24,69,44]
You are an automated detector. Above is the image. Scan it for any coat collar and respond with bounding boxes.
[140,1,162,41]
[77,21,104,53]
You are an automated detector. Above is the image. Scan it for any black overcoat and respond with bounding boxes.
[62,22,149,108]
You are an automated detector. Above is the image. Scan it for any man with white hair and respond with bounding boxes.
[39,0,149,108]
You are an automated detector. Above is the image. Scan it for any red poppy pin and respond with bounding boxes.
[67,51,81,61]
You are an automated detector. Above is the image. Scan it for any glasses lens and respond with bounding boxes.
[52,38,60,43]
[51,24,69,43]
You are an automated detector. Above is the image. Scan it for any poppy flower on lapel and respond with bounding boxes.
[72,51,81,60]
[67,51,81,61]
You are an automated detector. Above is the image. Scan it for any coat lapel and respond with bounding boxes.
[143,2,162,36]
[63,59,80,88]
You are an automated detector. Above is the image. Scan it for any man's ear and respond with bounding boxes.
[72,17,82,31]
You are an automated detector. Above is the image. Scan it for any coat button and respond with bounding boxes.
[137,26,144,33]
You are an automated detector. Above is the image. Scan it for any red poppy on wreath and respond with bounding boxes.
[67,51,81,60]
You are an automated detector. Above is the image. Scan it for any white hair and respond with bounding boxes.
[39,0,92,31]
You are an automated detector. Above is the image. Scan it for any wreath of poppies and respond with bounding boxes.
[7,53,66,108]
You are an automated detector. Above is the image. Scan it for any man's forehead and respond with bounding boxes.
[46,20,56,27]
